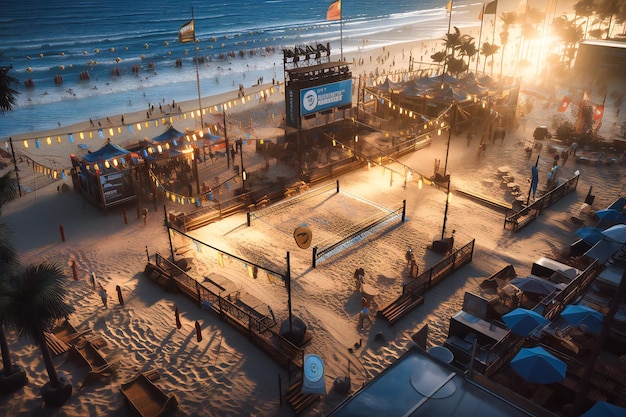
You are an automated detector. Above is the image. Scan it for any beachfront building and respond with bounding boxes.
[329,345,555,417]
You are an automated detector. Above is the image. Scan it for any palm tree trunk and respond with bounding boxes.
[35,331,61,388]
[0,325,15,375]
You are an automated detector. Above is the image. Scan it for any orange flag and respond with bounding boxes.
[593,105,604,121]
[446,0,452,12]
[557,96,571,113]
[478,4,484,20]
[327,0,341,21]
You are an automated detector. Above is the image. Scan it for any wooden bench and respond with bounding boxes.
[44,332,70,356]
[286,379,321,415]
[44,318,92,356]
[121,371,178,417]
[505,209,538,232]
[377,294,425,325]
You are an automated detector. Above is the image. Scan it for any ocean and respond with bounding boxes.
[0,0,483,139]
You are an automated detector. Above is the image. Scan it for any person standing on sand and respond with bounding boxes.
[98,284,108,309]
[359,307,372,330]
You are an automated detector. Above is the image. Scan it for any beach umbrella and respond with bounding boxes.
[595,209,626,223]
[575,226,604,244]
[584,238,623,263]
[510,277,559,295]
[510,346,567,384]
[581,401,626,417]
[601,224,626,244]
[560,304,603,334]
[502,308,549,337]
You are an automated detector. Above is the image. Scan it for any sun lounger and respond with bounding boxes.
[121,371,178,417]
[69,339,115,388]
[44,318,92,356]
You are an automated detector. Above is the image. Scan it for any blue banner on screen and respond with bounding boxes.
[300,80,352,115]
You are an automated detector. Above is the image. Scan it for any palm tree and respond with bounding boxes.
[0,52,19,113]
[458,35,478,74]
[441,27,463,74]
[0,171,19,215]
[574,0,595,39]
[0,262,75,406]
[498,11,518,78]
[481,42,500,76]
[0,224,25,394]
[552,15,584,68]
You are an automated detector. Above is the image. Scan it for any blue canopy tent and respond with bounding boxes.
[70,141,137,209]
[373,77,404,93]
[150,125,184,143]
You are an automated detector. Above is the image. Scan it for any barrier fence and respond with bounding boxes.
[151,253,303,376]
[504,173,579,232]
[403,239,475,295]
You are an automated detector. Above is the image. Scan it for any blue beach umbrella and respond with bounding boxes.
[575,227,604,244]
[560,304,603,334]
[581,401,626,417]
[510,346,567,384]
[502,308,549,337]
[602,224,626,244]
[510,276,560,295]
[595,209,626,222]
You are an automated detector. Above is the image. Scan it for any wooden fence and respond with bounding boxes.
[378,240,475,324]
[504,173,579,232]
[482,259,600,377]
[151,254,303,375]
[403,239,475,294]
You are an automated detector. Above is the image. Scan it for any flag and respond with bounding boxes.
[478,4,484,20]
[178,20,195,43]
[327,0,341,21]
[484,0,497,14]
[557,96,571,113]
[593,105,604,121]
[446,0,452,13]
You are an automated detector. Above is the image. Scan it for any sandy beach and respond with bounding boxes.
[1,7,625,417]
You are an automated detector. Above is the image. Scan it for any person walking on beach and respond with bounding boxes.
[359,307,372,330]
[98,284,108,309]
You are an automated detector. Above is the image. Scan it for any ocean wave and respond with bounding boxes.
[1,0,479,138]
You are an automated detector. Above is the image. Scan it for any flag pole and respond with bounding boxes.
[192,7,204,132]
[190,7,208,166]
[443,0,453,78]
[491,1,498,45]
[340,3,344,60]
[476,5,485,73]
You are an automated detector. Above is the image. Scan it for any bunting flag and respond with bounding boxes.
[446,0,452,12]
[593,105,604,121]
[478,4,484,20]
[178,20,195,43]
[484,0,497,14]
[557,96,571,112]
[327,0,341,21]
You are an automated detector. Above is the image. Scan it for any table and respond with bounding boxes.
[507,182,520,192]
[428,346,454,364]
[360,283,379,298]
[497,166,511,175]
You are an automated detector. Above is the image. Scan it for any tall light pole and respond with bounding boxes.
[441,179,452,240]
[239,141,246,194]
